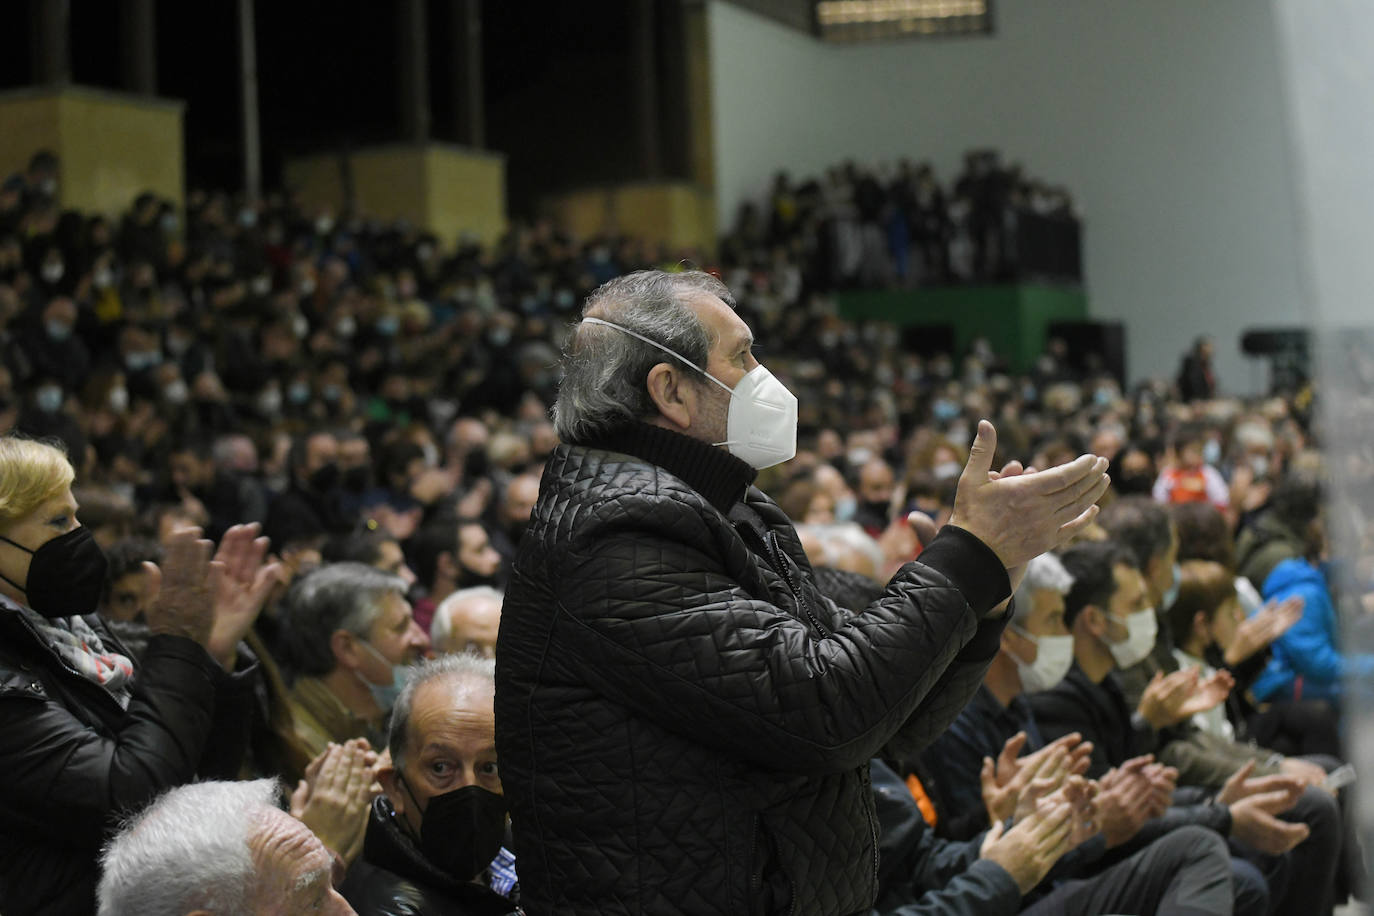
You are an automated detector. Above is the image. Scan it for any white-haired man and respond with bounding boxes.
[97,779,356,915]
[431,585,503,658]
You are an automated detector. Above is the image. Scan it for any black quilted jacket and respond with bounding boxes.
[495,425,1011,916]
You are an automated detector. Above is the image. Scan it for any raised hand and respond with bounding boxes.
[206,523,282,670]
[1172,669,1234,719]
[980,796,1078,895]
[290,740,378,866]
[982,732,1086,825]
[1225,596,1304,667]
[143,526,220,646]
[949,421,1109,571]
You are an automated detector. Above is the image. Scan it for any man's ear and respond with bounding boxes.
[1079,605,1106,640]
[1192,610,1211,647]
[645,362,693,431]
[376,763,405,816]
[330,629,362,670]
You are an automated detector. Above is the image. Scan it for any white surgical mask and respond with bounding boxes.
[582,316,798,469]
[1008,624,1074,693]
[1108,607,1158,668]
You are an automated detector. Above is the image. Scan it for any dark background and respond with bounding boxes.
[0,1,692,216]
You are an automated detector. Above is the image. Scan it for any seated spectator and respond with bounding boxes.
[918,553,1083,836]
[164,433,266,542]
[869,758,1235,916]
[1166,560,1333,757]
[71,484,136,548]
[0,435,259,914]
[1153,425,1229,510]
[410,518,504,632]
[431,585,503,658]
[323,528,417,588]
[343,655,517,915]
[275,563,430,779]
[97,779,355,915]
[1033,541,1342,916]
[486,472,540,565]
[263,430,353,550]
[1236,468,1324,595]
[852,456,896,537]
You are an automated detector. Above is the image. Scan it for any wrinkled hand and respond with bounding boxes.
[1057,776,1099,847]
[948,421,1109,570]
[1225,597,1304,667]
[1094,757,1158,847]
[143,527,220,646]
[290,740,378,866]
[206,524,281,671]
[1141,762,1178,819]
[982,732,1090,824]
[980,796,1079,895]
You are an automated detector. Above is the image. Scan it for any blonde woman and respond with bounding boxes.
[0,435,267,916]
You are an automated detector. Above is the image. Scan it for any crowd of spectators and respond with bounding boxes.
[0,146,1366,915]
[724,149,1082,292]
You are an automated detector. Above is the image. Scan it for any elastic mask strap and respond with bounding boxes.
[581,317,733,395]
[0,536,32,597]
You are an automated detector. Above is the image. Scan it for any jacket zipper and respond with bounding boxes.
[860,766,881,890]
[764,530,831,638]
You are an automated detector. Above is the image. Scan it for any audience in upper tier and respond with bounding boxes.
[0,149,1366,914]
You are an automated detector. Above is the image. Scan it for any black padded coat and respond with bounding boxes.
[495,426,1011,915]
[0,598,255,915]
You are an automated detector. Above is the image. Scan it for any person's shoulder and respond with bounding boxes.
[542,443,715,516]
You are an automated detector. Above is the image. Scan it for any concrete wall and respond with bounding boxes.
[0,87,184,216]
[708,0,1307,393]
[286,144,507,247]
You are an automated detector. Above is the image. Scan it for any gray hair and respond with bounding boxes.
[1011,552,1075,624]
[281,562,409,677]
[553,269,735,443]
[388,653,496,769]
[97,779,280,916]
[430,585,504,650]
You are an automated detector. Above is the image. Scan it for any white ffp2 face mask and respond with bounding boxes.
[582,316,798,469]
[1108,607,1158,669]
[1008,624,1075,693]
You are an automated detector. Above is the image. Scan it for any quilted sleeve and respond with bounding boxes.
[0,634,221,846]
[549,524,998,774]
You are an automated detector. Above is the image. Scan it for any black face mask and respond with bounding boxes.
[308,462,341,494]
[1115,472,1155,496]
[463,450,489,480]
[0,526,108,617]
[342,465,372,494]
[399,774,507,879]
[860,500,891,522]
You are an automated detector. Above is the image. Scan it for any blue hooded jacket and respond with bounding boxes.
[1251,557,1374,703]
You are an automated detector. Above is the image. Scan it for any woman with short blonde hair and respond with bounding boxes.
[0,434,256,915]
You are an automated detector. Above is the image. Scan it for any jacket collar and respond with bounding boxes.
[589,422,757,515]
[363,796,509,903]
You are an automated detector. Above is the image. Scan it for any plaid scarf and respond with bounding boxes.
[21,606,134,709]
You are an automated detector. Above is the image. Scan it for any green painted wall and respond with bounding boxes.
[836,285,1089,373]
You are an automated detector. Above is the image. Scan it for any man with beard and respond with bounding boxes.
[264,430,355,548]
[164,434,266,542]
[343,654,518,916]
[410,519,504,633]
[486,472,540,566]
